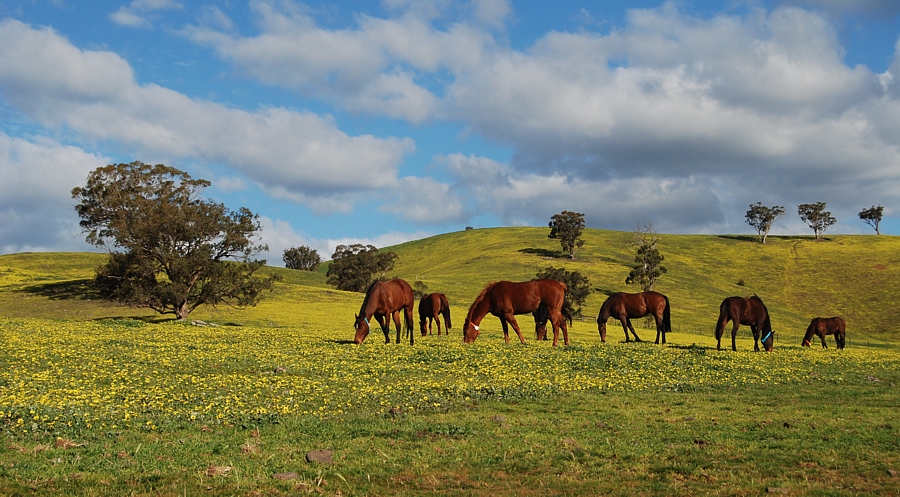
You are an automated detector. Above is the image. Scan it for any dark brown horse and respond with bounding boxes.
[715,296,774,352]
[463,279,571,346]
[802,317,846,349]
[533,300,575,341]
[354,279,415,345]
[419,293,452,336]
[596,291,672,344]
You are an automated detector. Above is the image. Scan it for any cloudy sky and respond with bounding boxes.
[1,0,899,263]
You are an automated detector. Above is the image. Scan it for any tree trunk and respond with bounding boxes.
[175,302,190,320]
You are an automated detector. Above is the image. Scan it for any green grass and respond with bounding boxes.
[1,228,899,495]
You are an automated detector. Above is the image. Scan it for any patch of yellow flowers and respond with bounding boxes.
[1,317,896,436]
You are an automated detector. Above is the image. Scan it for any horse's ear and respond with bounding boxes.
[354,314,359,320]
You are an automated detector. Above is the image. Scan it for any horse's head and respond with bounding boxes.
[354,314,370,344]
[462,320,480,343]
[760,326,774,352]
[596,315,607,343]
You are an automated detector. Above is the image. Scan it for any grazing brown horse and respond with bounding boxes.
[419,293,452,336]
[596,291,672,344]
[715,296,774,352]
[533,300,575,341]
[463,279,571,346]
[354,279,415,345]
[802,317,846,349]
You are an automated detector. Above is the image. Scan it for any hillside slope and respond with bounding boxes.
[1,228,897,343]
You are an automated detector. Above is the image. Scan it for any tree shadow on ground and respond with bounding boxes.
[666,343,716,352]
[19,279,101,300]
[519,248,564,258]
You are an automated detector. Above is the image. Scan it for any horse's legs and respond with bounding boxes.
[820,333,828,349]
[625,318,643,342]
[377,314,390,343]
[619,318,631,342]
[502,313,526,344]
[751,325,760,352]
[554,312,570,347]
[387,311,400,343]
[731,321,740,352]
[500,319,511,344]
[406,307,415,345]
[435,312,442,336]
[654,312,665,344]
[548,313,560,347]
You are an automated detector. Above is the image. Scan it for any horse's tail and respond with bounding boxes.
[561,298,574,327]
[662,295,672,333]
[715,299,729,339]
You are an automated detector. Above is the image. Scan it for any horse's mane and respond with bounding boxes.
[748,295,772,328]
[466,281,496,318]
[358,280,381,315]
[598,292,620,319]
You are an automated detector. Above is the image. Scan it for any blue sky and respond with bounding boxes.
[1,0,899,264]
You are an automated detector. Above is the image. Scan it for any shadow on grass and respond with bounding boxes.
[92,315,174,324]
[666,343,716,352]
[326,339,359,345]
[719,234,833,242]
[519,248,563,258]
[19,279,100,300]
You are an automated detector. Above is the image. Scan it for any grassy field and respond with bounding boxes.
[1,228,899,495]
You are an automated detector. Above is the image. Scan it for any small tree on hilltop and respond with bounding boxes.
[797,202,836,241]
[548,210,586,259]
[625,223,667,291]
[325,244,398,292]
[283,246,321,271]
[535,266,592,316]
[858,205,884,235]
[72,161,279,320]
[745,202,785,243]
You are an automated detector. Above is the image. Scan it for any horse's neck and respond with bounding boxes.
[598,301,611,321]
[359,293,379,319]
[467,297,490,325]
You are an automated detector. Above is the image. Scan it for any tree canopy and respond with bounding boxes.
[325,244,398,292]
[72,161,278,320]
[858,205,884,235]
[283,246,321,271]
[625,223,667,291]
[548,210,586,259]
[797,202,836,241]
[535,266,592,316]
[745,202,785,243]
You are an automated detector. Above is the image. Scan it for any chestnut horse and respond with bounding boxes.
[463,279,571,346]
[419,293,452,336]
[715,296,774,352]
[354,279,415,345]
[802,317,846,349]
[596,291,671,344]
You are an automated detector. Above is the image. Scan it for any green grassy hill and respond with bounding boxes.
[1,228,898,344]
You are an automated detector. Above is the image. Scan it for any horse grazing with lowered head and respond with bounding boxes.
[596,291,672,344]
[715,296,774,352]
[354,278,415,345]
[463,279,572,347]
[419,293,452,336]
[533,300,575,341]
[802,317,846,349]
